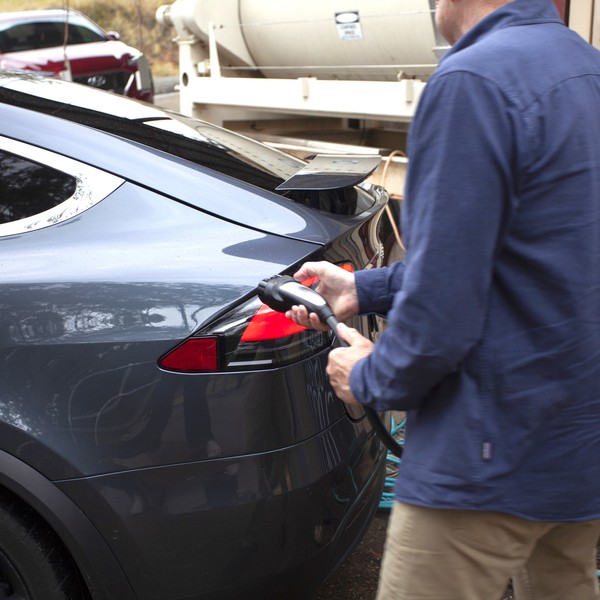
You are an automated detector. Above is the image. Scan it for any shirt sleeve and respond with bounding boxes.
[354,262,405,315]
[350,70,519,411]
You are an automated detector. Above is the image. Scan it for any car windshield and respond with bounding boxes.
[0,75,374,215]
[0,13,106,53]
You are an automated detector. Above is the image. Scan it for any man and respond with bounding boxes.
[287,0,600,598]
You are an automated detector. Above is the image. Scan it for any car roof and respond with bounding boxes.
[0,9,91,26]
[0,72,381,244]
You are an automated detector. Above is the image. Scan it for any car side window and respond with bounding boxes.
[0,24,35,52]
[0,21,104,52]
[0,22,63,51]
[32,22,65,49]
[0,149,76,224]
[0,137,124,236]
[67,23,104,44]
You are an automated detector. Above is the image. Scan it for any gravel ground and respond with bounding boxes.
[313,511,388,600]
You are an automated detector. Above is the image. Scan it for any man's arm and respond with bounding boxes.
[350,70,519,411]
[354,261,406,316]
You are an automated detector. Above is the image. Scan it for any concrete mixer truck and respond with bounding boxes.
[156,0,595,196]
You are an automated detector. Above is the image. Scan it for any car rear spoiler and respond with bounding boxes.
[276,154,381,191]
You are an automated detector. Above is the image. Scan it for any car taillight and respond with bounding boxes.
[158,295,331,373]
[159,338,219,372]
[158,266,353,373]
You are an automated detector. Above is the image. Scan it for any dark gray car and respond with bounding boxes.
[0,71,389,600]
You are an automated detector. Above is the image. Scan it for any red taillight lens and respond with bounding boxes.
[158,338,219,373]
[241,304,305,342]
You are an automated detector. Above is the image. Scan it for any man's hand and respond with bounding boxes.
[326,323,373,406]
[285,261,358,331]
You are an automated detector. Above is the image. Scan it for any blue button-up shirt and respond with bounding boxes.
[350,0,600,521]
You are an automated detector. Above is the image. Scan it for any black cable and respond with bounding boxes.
[325,313,403,458]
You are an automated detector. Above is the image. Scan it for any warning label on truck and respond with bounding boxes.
[335,11,363,41]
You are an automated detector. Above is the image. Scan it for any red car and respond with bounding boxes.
[0,9,153,102]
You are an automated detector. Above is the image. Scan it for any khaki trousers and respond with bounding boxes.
[376,502,600,600]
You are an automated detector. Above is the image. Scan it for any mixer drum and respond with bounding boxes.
[238,0,439,80]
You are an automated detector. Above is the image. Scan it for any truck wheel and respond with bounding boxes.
[0,491,86,600]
